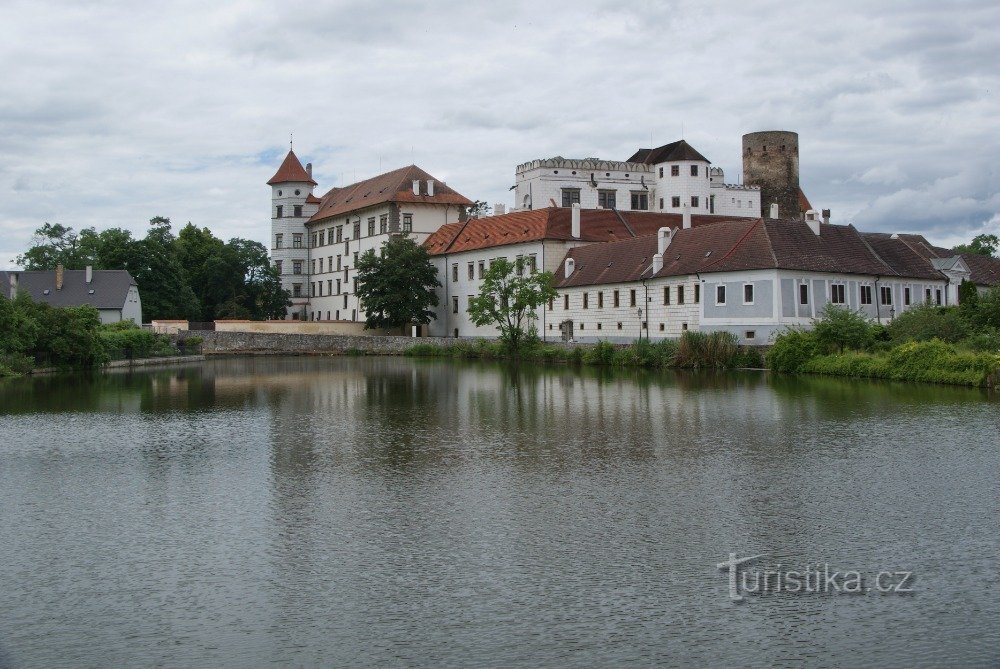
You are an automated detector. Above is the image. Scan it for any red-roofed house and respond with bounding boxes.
[422,204,757,338]
[268,150,471,321]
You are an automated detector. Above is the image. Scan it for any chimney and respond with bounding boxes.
[652,253,663,274]
[494,203,506,215]
[571,203,581,238]
[8,272,17,299]
[427,179,435,196]
[769,203,779,219]
[55,264,64,290]
[682,205,692,229]
[306,163,312,177]
[565,257,575,277]
[85,265,93,284]
[412,179,420,195]
[657,227,672,255]
[805,211,821,236]
[822,208,831,225]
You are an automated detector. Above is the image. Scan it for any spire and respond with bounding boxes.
[267,149,317,185]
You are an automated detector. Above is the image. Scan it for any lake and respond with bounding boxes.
[0,356,997,668]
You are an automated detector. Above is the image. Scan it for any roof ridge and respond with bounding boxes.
[611,209,637,238]
[851,224,898,276]
[760,218,778,266]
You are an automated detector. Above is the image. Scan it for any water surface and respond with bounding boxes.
[0,357,997,668]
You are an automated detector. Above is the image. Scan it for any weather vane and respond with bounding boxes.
[290,132,293,151]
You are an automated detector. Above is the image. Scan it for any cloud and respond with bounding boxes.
[0,0,998,270]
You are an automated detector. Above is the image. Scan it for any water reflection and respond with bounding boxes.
[0,357,997,668]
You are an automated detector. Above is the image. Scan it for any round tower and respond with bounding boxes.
[742,131,800,219]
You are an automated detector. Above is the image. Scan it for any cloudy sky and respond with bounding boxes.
[2,0,998,268]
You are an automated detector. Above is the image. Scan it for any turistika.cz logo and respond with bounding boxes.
[717,553,915,602]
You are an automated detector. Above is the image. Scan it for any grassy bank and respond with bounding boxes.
[405,331,764,370]
[768,293,1000,388]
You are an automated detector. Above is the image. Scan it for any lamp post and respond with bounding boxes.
[637,307,643,342]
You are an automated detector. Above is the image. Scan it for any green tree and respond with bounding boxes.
[15,223,91,269]
[468,257,557,352]
[467,200,492,218]
[133,217,200,321]
[812,304,878,353]
[226,238,289,320]
[953,233,999,258]
[354,236,440,331]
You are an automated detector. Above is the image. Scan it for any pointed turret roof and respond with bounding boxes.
[267,149,317,185]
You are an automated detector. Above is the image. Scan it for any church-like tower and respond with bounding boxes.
[267,149,319,319]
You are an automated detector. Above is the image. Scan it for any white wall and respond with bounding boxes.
[270,180,317,318]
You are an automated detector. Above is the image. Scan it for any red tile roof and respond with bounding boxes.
[889,233,1000,287]
[554,219,952,288]
[267,150,317,185]
[423,208,755,256]
[308,165,471,223]
[798,188,813,213]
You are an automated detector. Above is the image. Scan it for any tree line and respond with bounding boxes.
[16,217,289,321]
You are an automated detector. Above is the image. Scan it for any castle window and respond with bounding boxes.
[716,285,726,305]
[292,283,301,297]
[630,289,637,307]
[800,284,809,305]
[367,217,375,236]
[294,205,302,217]
[831,284,846,304]
[353,221,361,238]
[671,165,679,177]
[468,262,474,279]
[904,287,911,306]
[659,167,664,178]
[276,205,283,218]
[691,165,698,177]
[292,260,302,275]
[691,196,699,208]
[694,284,700,303]
[671,196,680,208]
[630,192,648,210]
[452,264,458,282]
[860,285,872,305]
[453,297,459,313]
[564,294,569,310]
[478,260,485,279]
[664,286,670,305]
[678,285,685,304]
[319,231,325,246]
[402,214,413,232]
[597,291,603,308]
[598,190,616,209]
[880,286,893,305]
[743,284,754,304]
[274,234,283,249]
[614,290,620,307]
[583,293,589,309]
[561,188,581,207]
[292,233,303,249]
[274,260,282,274]
[294,189,300,196]
[380,215,388,234]
[336,226,343,243]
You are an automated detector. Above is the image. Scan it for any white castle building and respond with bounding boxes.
[267,150,471,321]
[512,139,762,218]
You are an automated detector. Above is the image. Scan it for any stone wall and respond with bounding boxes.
[197,331,459,355]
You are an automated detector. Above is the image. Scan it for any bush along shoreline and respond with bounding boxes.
[768,287,1000,388]
[1,292,198,378]
[405,331,764,370]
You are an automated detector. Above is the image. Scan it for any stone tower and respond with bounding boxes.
[742,131,801,220]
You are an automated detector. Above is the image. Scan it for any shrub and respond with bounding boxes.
[813,304,878,353]
[768,329,821,373]
[973,286,1000,330]
[732,346,765,368]
[583,340,617,366]
[675,331,739,369]
[960,328,1000,353]
[0,353,34,377]
[99,323,173,359]
[887,304,969,344]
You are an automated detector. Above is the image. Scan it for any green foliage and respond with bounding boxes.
[34,304,107,368]
[886,304,969,344]
[802,339,999,387]
[354,235,441,331]
[960,328,1000,352]
[952,233,999,258]
[732,346,765,369]
[767,329,822,373]
[97,321,173,359]
[0,353,34,378]
[674,331,739,369]
[958,279,979,311]
[583,340,617,365]
[812,304,878,353]
[973,286,1000,330]
[467,257,558,352]
[15,217,289,322]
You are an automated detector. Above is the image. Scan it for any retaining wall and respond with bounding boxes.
[197,331,457,355]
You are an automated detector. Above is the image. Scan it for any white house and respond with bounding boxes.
[513,139,763,218]
[267,150,472,321]
[2,266,142,324]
